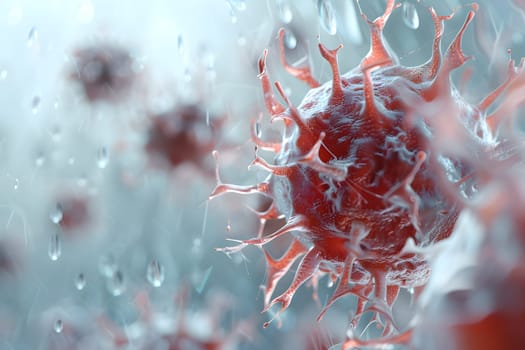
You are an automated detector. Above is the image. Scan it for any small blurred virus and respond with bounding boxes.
[70,43,138,103]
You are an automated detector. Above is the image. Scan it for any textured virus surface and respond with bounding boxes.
[145,103,225,174]
[71,43,136,103]
[212,0,525,346]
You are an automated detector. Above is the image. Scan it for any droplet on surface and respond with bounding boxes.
[146,259,165,288]
[97,147,109,169]
[99,254,117,277]
[48,232,61,261]
[35,153,45,167]
[283,28,297,50]
[31,96,40,114]
[54,319,63,333]
[277,0,293,24]
[177,35,184,54]
[75,273,86,290]
[27,27,38,48]
[13,178,19,190]
[0,69,7,80]
[107,270,125,296]
[402,2,420,30]
[49,203,63,224]
[318,0,337,35]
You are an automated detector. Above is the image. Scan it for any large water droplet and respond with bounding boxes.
[146,259,165,288]
[283,28,297,50]
[27,27,38,48]
[48,232,61,261]
[75,273,86,290]
[97,147,109,169]
[277,0,293,24]
[318,0,337,35]
[54,319,63,333]
[49,203,63,224]
[107,270,125,296]
[402,2,420,30]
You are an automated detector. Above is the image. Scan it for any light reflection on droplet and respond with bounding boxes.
[75,273,86,290]
[49,203,63,224]
[97,147,109,169]
[146,259,165,288]
[48,232,61,261]
[32,96,40,114]
[54,319,63,333]
[402,2,420,30]
[107,270,125,296]
[283,28,297,50]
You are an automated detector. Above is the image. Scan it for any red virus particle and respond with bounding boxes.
[145,103,225,174]
[211,0,525,346]
[71,43,136,103]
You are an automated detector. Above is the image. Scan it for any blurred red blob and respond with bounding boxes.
[71,43,137,103]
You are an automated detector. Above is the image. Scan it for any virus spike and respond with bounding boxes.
[263,238,309,306]
[424,6,477,100]
[243,215,307,246]
[317,257,356,321]
[250,118,281,152]
[383,151,427,235]
[342,329,413,350]
[250,153,293,176]
[263,248,322,327]
[297,132,348,181]
[358,0,400,71]
[258,49,285,116]
[361,66,382,122]
[278,28,320,88]
[479,54,524,115]
[318,42,344,103]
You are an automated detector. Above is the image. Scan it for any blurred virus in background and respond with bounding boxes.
[0,1,524,350]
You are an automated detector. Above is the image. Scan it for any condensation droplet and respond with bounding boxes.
[230,11,238,24]
[146,259,165,288]
[13,178,19,190]
[254,122,262,138]
[0,69,7,80]
[35,153,45,167]
[228,0,247,11]
[177,35,184,54]
[27,27,38,48]
[75,273,86,290]
[237,35,247,46]
[99,254,117,277]
[318,0,337,35]
[49,203,63,224]
[277,0,293,24]
[97,147,109,169]
[402,2,420,30]
[48,232,61,261]
[54,319,63,333]
[283,28,297,50]
[31,96,40,114]
[107,270,125,296]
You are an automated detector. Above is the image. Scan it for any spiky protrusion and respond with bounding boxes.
[212,1,525,347]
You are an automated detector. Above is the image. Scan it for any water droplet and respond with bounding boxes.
[318,0,337,35]
[31,96,40,114]
[277,0,293,23]
[107,270,125,296]
[230,11,238,24]
[146,259,165,288]
[54,319,63,333]
[283,28,297,49]
[99,254,117,277]
[13,178,19,190]
[254,122,262,138]
[49,203,63,224]
[0,69,7,80]
[237,35,247,46]
[35,153,45,167]
[402,2,420,30]
[97,147,109,169]
[228,0,247,12]
[51,126,61,142]
[27,27,38,48]
[177,35,184,54]
[184,68,192,82]
[48,232,61,261]
[75,273,86,290]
